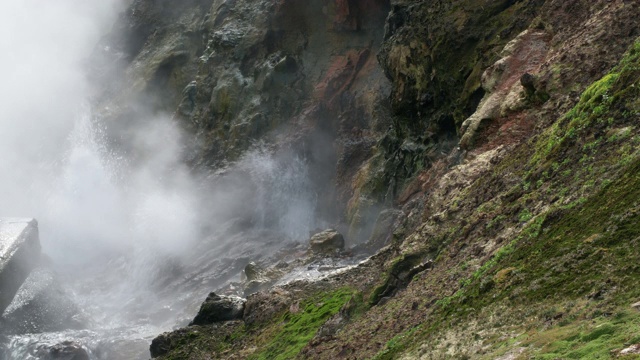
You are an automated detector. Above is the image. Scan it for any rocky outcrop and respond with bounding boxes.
[97,0,394,243]
[309,229,345,255]
[189,292,245,326]
[0,218,41,315]
[459,29,551,149]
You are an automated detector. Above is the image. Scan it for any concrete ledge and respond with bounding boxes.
[0,218,41,315]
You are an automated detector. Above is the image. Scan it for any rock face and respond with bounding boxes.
[96,0,394,243]
[1,268,87,334]
[459,29,551,149]
[309,229,345,254]
[189,293,245,326]
[0,218,41,315]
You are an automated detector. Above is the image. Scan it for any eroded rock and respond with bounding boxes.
[189,292,245,326]
[459,30,551,150]
[0,218,41,315]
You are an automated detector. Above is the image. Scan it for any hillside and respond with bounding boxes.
[96,0,640,359]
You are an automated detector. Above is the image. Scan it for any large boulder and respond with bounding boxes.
[36,341,89,360]
[1,268,88,334]
[309,229,345,255]
[189,293,245,326]
[0,218,41,315]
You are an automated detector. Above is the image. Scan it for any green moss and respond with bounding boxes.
[529,40,640,172]
[371,326,421,360]
[250,288,355,360]
[524,311,640,359]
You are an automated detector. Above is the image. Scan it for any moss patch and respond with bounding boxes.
[250,288,355,360]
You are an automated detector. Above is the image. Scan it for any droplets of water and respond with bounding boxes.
[240,146,317,241]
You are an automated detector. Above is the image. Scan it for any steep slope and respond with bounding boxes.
[95,0,640,359]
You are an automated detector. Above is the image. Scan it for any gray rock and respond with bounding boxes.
[37,341,89,360]
[0,218,41,315]
[1,268,88,335]
[309,229,345,255]
[189,293,245,326]
[632,301,640,311]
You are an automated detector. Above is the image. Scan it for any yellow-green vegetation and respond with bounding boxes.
[250,288,356,360]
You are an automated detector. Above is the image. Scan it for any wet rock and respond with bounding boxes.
[1,268,88,335]
[0,218,41,315]
[189,292,245,326]
[37,341,89,360]
[242,262,274,296]
[243,279,271,297]
[309,229,345,255]
[243,262,263,282]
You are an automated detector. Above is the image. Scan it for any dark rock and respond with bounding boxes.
[150,330,178,358]
[520,72,537,93]
[150,323,242,358]
[1,268,88,335]
[0,218,41,315]
[37,341,89,360]
[274,56,298,73]
[309,229,345,255]
[189,293,245,326]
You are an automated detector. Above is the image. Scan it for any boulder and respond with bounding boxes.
[1,268,87,335]
[189,293,245,326]
[243,262,264,282]
[242,262,274,296]
[36,341,89,360]
[0,218,41,315]
[309,229,345,255]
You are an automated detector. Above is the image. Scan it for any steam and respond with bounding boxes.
[0,0,124,217]
[0,1,326,359]
[0,0,320,283]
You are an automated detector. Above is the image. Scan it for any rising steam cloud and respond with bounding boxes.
[0,0,319,280]
[0,0,200,281]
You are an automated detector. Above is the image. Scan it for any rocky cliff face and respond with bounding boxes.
[97,0,640,358]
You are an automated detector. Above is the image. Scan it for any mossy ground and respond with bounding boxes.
[157,288,358,360]
[367,39,640,359]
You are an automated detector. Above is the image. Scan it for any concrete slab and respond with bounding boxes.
[0,218,41,315]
